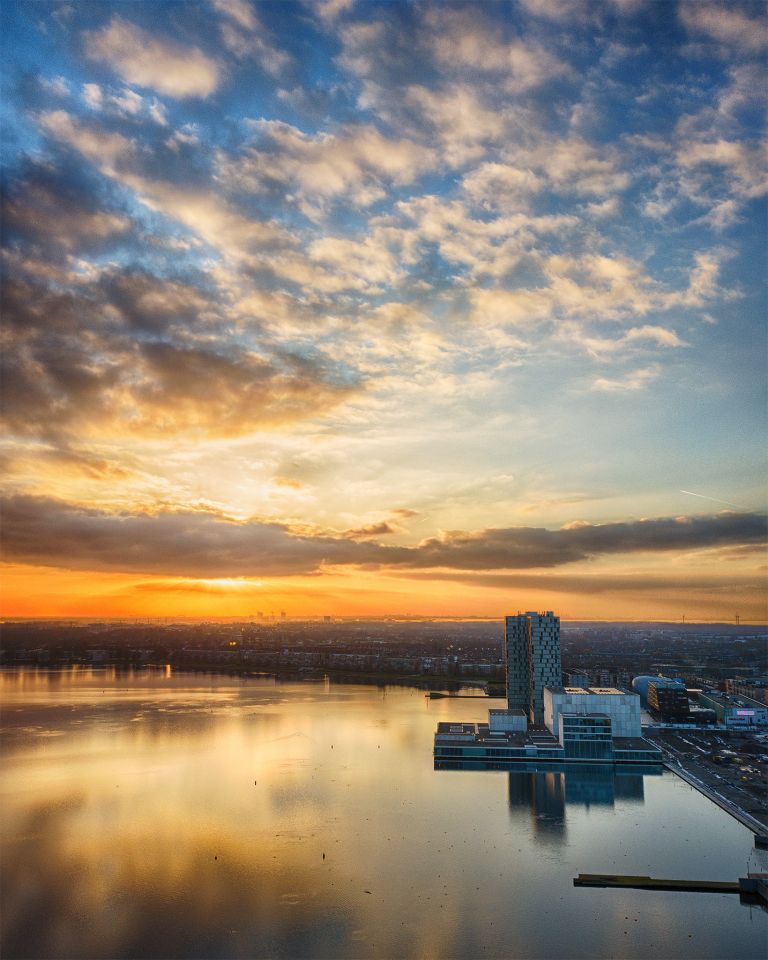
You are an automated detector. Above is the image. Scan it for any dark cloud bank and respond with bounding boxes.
[1,494,765,579]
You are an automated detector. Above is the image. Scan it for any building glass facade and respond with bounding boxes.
[506,611,562,725]
[560,714,614,760]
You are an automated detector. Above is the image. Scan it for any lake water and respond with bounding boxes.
[1,667,765,959]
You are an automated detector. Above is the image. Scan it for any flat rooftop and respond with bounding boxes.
[614,737,662,751]
[435,724,663,759]
[435,722,477,735]
[555,687,628,696]
[700,692,766,708]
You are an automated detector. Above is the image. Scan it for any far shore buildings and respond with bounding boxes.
[435,609,662,767]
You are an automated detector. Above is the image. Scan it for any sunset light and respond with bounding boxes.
[1,0,765,620]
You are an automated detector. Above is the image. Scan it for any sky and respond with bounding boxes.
[1,0,766,621]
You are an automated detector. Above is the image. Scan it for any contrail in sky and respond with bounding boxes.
[680,490,747,509]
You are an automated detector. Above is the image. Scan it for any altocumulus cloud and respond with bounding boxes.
[1,495,765,578]
[83,16,220,98]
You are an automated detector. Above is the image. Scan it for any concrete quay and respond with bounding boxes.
[642,728,767,835]
[665,759,767,835]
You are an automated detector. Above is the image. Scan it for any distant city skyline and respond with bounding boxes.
[1,1,766,619]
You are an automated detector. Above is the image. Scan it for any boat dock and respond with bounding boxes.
[574,873,768,905]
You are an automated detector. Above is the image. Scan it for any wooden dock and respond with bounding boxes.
[574,874,739,894]
[574,873,768,905]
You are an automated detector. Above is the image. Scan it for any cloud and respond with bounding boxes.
[2,160,129,254]
[213,0,291,76]
[397,569,765,597]
[675,138,767,201]
[462,163,542,210]
[341,521,397,539]
[81,82,168,125]
[310,0,355,23]
[403,85,507,167]
[561,325,685,359]
[524,138,630,196]
[38,109,134,175]
[395,196,575,281]
[83,16,220,98]
[679,2,768,54]
[0,495,389,576]
[424,6,567,91]
[37,111,291,263]
[467,249,722,342]
[1,271,359,443]
[131,343,358,437]
[622,325,685,347]
[1,495,764,577]
[38,75,70,97]
[519,0,646,24]
[212,0,257,31]
[520,0,589,22]
[400,512,768,570]
[219,120,435,209]
[590,365,660,392]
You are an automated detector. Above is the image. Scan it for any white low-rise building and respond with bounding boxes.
[544,686,642,738]
[488,709,528,733]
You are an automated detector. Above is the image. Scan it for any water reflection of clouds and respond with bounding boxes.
[1,797,358,960]
[2,672,764,960]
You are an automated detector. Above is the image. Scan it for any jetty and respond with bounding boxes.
[574,873,768,905]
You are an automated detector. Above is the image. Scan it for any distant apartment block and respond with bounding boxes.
[566,671,590,688]
[647,678,690,722]
[725,678,768,705]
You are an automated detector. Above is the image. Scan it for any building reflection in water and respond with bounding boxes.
[504,764,660,839]
[507,769,567,842]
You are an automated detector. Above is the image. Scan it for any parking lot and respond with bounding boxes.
[643,727,768,830]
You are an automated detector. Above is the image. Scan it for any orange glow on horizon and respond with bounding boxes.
[2,563,765,623]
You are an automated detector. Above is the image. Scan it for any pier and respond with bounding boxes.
[574,873,768,905]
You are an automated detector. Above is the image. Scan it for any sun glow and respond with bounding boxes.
[191,578,265,590]
[1,1,765,621]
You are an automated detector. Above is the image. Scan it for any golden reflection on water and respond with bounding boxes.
[1,668,765,960]
[2,669,477,959]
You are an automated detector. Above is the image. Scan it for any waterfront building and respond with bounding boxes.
[559,714,614,761]
[544,687,642,738]
[488,708,528,732]
[506,611,562,725]
[435,609,661,767]
[433,717,662,766]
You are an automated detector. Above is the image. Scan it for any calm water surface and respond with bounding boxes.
[1,667,766,959]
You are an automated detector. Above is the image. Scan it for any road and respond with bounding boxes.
[643,727,767,833]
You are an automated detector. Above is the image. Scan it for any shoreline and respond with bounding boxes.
[0,661,502,693]
[664,759,767,834]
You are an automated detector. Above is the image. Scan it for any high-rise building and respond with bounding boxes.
[505,611,562,725]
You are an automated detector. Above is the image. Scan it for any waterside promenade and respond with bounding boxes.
[643,728,767,834]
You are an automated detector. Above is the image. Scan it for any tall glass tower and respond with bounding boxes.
[505,611,562,725]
